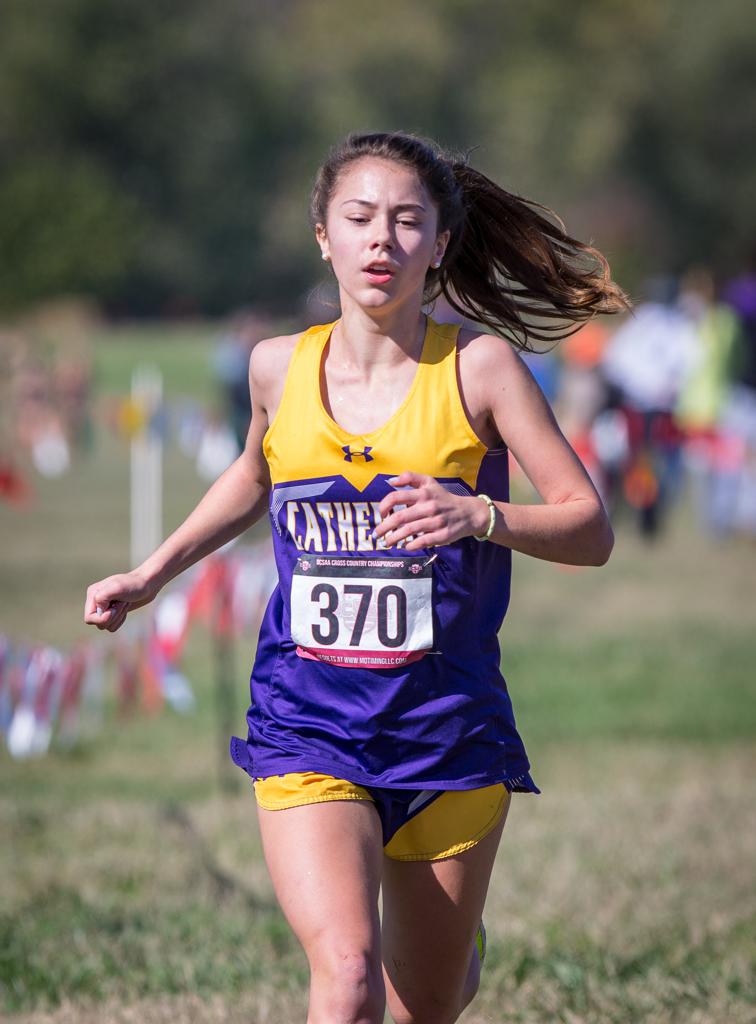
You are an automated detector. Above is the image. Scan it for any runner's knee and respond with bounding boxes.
[309,946,385,1023]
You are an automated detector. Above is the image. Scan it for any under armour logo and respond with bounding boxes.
[342,445,373,463]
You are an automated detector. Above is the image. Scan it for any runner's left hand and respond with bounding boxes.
[374,472,491,551]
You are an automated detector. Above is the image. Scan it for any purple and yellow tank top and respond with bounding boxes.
[229,316,540,793]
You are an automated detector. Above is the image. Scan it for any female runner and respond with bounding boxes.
[85,132,626,1024]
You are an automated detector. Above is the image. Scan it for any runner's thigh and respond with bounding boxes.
[381,807,508,1022]
[256,798,384,969]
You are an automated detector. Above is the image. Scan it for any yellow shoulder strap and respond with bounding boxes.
[263,321,336,461]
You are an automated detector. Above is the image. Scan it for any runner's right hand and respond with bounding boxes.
[83,569,160,633]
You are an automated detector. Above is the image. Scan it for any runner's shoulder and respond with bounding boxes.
[456,326,528,406]
[457,326,521,373]
[249,330,306,393]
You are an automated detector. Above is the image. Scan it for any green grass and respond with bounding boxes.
[89,317,293,402]
[1,883,301,1011]
[91,323,223,403]
[508,623,756,743]
[1,323,755,1022]
[3,741,754,1023]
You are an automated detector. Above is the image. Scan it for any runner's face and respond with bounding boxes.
[317,157,448,312]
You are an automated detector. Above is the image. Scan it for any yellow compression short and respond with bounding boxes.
[253,771,511,862]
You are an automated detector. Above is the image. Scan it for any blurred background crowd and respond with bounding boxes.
[2,0,755,761]
[529,262,756,539]
[4,263,756,542]
[1,0,754,541]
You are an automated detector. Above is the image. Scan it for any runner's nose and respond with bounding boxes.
[369,217,395,251]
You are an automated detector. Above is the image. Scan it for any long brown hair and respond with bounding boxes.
[310,131,629,351]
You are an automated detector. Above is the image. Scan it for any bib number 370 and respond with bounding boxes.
[290,556,433,669]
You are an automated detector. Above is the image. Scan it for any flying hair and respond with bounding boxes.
[310,131,630,352]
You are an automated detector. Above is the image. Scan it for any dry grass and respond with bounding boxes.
[3,742,754,1024]
[2,330,755,1022]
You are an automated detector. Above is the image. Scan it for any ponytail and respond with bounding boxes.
[311,132,629,351]
[432,163,629,349]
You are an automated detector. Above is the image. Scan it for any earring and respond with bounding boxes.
[322,253,330,262]
[431,258,442,269]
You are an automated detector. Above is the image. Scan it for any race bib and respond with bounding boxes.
[290,555,434,668]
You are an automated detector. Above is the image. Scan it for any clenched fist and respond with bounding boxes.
[83,569,160,633]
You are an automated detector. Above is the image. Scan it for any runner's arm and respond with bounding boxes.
[467,333,614,565]
[84,338,283,630]
[376,333,613,566]
[138,422,269,592]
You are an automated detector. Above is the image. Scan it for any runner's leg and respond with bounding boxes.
[381,805,509,1024]
[257,799,386,1024]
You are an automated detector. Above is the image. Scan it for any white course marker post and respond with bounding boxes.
[130,366,163,570]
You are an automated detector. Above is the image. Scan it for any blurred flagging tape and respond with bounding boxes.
[1,539,277,760]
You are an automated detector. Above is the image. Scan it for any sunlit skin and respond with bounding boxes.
[84,157,612,632]
[313,157,449,440]
[316,157,449,321]
[83,147,614,1024]
[311,157,613,560]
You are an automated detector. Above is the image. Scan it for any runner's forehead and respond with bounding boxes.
[330,158,432,212]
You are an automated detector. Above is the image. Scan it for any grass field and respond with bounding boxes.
[1,326,755,1023]
[91,323,225,403]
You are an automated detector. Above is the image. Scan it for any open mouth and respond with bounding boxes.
[363,264,396,284]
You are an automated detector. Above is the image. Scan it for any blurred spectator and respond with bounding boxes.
[725,250,756,394]
[195,408,240,483]
[212,310,271,450]
[54,354,94,454]
[1,308,96,490]
[553,321,610,501]
[601,277,699,536]
[557,320,610,436]
[588,386,630,516]
[722,251,756,535]
[676,269,742,536]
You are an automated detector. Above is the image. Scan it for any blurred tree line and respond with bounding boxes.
[1,0,754,316]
